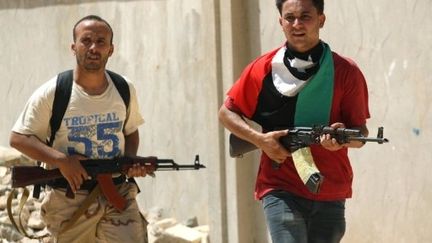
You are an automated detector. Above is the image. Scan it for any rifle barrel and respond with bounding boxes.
[155,156,206,170]
[348,137,389,144]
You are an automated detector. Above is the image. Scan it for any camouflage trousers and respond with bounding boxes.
[41,182,148,243]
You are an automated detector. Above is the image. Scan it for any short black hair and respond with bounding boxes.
[73,15,113,44]
[275,0,324,15]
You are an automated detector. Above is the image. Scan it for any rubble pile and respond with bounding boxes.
[0,146,47,243]
[0,146,209,243]
[145,207,209,243]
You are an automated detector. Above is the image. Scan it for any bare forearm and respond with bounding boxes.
[124,130,139,156]
[218,105,262,147]
[124,130,147,177]
[9,132,67,167]
[218,105,290,162]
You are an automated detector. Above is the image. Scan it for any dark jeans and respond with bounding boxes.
[262,191,346,243]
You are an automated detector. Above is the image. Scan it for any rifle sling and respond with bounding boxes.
[59,185,102,234]
[7,188,49,239]
[7,175,127,239]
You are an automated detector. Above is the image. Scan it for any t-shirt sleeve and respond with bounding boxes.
[226,59,267,119]
[123,81,145,135]
[340,62,370,127]
[11,78,56,142]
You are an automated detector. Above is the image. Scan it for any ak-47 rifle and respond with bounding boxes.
[11,155,205,211]
[229,126,389,193]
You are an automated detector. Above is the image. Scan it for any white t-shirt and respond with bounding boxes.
[12,72,145,163]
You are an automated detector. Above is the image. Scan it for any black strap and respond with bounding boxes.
[48,70,74,146]
[107,70,130,111]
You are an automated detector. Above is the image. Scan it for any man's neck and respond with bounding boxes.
[73,68,108,95]
[283,41,324,81]
[286,41,323,61]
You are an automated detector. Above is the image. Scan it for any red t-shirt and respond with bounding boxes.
[226,46,370,201]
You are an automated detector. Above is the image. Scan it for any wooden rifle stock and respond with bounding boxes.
[229,134,258,157]
[12,166,62,188]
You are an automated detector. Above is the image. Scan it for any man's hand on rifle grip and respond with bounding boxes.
[127,163,147,177]
[320,122,345,151]
[258,129,291,164]
[57,154,89,193]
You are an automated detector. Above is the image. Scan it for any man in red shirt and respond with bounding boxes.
[218,0,370,242]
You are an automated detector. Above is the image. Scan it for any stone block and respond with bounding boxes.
[164,224,205,243]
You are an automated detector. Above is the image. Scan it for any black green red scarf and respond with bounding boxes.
[294,42,334,126]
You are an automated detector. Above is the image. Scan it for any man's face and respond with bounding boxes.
[279,0,325,53]
[71,20,113,71]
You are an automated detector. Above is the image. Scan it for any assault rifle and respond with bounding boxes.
[230,126,388,193]
[11,155,205,211]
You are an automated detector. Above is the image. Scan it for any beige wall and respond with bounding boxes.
[324,1,432,243]
[1,0,432,242]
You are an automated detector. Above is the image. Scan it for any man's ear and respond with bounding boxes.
[109,45,114,57]
[319,14,326,28]
[71,43,76,55]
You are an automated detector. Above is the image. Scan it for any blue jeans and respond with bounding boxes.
[262,191,346,243]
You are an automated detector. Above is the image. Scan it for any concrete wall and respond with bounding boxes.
[1,0,432,242]
[324,1,432,242]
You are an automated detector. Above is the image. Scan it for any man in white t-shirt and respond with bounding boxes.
[10,15,148,242]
